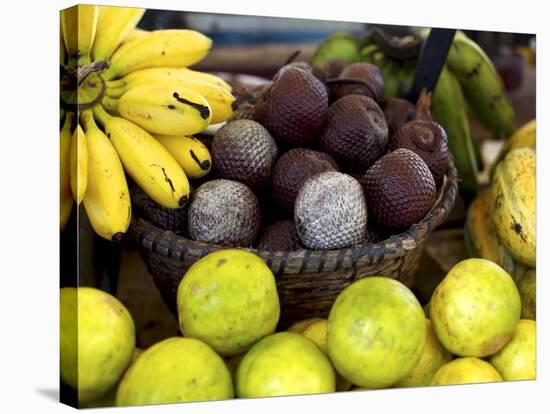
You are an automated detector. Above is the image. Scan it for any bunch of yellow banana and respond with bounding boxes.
[60,5,231,241]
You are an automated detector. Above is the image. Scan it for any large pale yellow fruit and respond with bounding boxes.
[431,357,503,385]
[430,258,521,357]
[60,287,135,403]
[326,277,426,389]
[489,319,536,381]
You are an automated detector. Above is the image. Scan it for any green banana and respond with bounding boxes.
[310,32,361,67]
[446,31,516,139]
[431,65,479,196]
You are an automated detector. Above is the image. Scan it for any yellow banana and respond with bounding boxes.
[91,5,145,61]
[61,5,99,66]
[93,105,190,208]
[122,28,148,44]
[490,148,536,267]
[464,191,518,275]
[446,31,516,139]
[60,113,75,231]
[107,78,234,124]
[432,65,479,196]
[115,84,212,136]
[59,17,66,65]
[102,30,212,81]
[118,67,232,92]
[80,110,131,242]
[153,134,212,179]
[70,123,88,204]
[496,119,536,161]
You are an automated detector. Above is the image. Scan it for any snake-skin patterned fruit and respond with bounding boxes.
[383,97,417,139]
[389,120,449,186]
[490,148,536,267]
[330,63,385,104]
[212,120,278,192]
[320,95,388,172]
[188,179,261,247]
[295,171,367,250]
[362,148,436,233]
[271,148,339,217]
[256,220,301,251]
[255,65,328,146]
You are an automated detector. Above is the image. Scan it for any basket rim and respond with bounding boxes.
[127,156,458,273]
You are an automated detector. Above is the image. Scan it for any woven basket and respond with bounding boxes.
[126,159,458,327]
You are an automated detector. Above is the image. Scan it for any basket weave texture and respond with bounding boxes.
[127,159,458,327]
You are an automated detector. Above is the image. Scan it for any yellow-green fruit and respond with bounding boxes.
[490,148,536,267]
[519,269,536,320]
[327,277,426,389]
[154,134,212,179]
[236,332,335,397]
[430,258,521,357]
[495,119,536,165]
[60,287,135,403]
[287,318,352,391]
[431,357,503,385]
[116,337,233,406]
[177,250,280,356]
[394,319,453,388]
[489,319,536,381]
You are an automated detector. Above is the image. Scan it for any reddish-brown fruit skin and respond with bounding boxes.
[319,59,349,79]
[383,97,417,140]
[270,148,339,217]
[362,148,436,233]
[256,220,301,251]
[255,66,329,146]
[212,120,278,192]
[389,120,449,186]
[329,63,385,104]
[320,95,388,172]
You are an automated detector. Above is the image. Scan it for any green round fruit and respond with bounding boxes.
[116,337,233,406]
[430,258,521,357]
[394,319,453,388]
[236,332,335,397]
[60,287,135,403]
[431,357,503,385]
[489,319,536,381]
[177,249,280,356]
[326,277,426,389]
[519,269,536,320]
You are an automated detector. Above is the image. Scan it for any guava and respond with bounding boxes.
[430,258,521,357]
[431,357,502,385]
[394,319,453,387]
[236,332,335,397]
[177,249,280,356]
[326,277,426,389]
[489,319,536,381]
[60,287,135,403]
[116,337,233,406]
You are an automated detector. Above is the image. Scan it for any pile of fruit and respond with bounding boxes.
[60,5,235,240]
[310,29,517,197]
[61,251,535,407]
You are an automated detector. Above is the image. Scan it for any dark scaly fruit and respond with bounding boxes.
[212,120,278,192]
[329,63,385,104]
[188,179,261,247]
[319,59,349,79]
[256,220,301,251]
[295,171,367,250]
[362,148,436,233]
[320,95,388,172]
[130,182,188,235]
[389,120,449,186]
[383,97,417,139]
[271,148,339,217]
[255,65,328,146]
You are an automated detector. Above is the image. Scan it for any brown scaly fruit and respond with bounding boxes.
[319,59,349,79]
[255,65,329,147]
[271,148,339,218]
[362,148,436,233]
[188,179,261,247]
[211,120,278,192]
[295,171,367,250]
[328,63,385,104]
[383,97,417,140]
[320,95,388,172]
[256,220,301,251]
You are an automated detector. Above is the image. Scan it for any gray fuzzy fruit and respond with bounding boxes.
[212,120,278,192]
[294,171,367,250]
[188,179,261,247]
